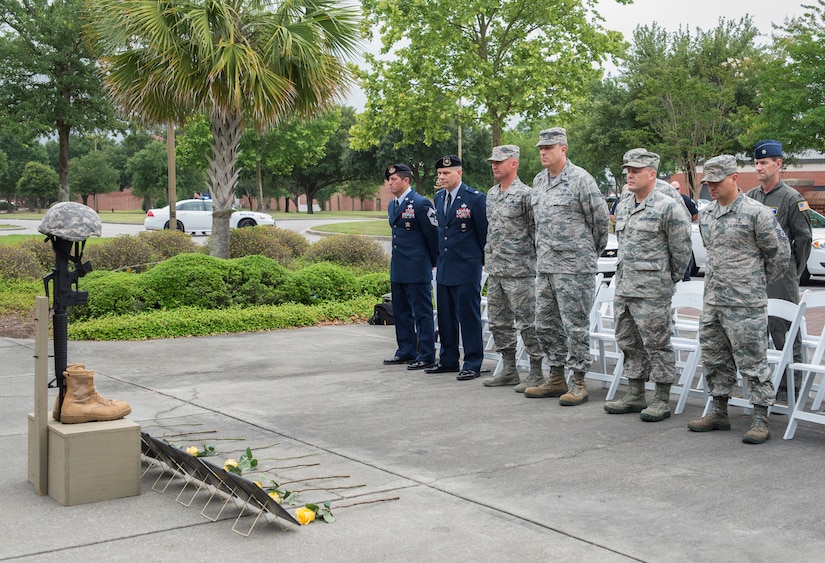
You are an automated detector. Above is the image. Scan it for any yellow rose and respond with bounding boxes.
[295,507,316,525]
[267,490,282,503]
[223,459,238,470]
[185,446,199,456]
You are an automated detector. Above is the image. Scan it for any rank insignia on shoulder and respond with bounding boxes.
[799,201,810,212]
[427,207,438,227]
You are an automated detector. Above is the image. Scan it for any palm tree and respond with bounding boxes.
[84,0,361,257]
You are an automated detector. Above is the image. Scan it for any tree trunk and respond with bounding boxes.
[167,120,178,231]
[57,123,71,202]
[491,119,503,148]
[256,159,264,211]
[209,108,243,259]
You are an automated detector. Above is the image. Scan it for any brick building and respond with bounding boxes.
[670,152,825,213]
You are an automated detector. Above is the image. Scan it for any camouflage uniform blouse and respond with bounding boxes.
[614,189,692,299]
[531,160,609,274]
[699,191,790,307]
[484,176,536,277]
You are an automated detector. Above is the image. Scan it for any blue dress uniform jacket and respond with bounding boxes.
[389,191,439,283]
[389,191,439,363]
[433,183,489,286]
[432,183,489,372]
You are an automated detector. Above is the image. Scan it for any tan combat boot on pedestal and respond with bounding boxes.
[604,377,647,414]
[742,405,771,444]
[559,371,588,406]
[524,365,568,398]
[687,395,731,432]
[483,350,521,387]
[515,357,545,393]
[60,363,131,424]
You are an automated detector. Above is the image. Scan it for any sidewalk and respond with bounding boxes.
[2,325,824,562]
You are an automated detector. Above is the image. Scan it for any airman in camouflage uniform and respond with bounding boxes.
[524,128,610,406]
[746,139,812,402]
[687,155,791,444]
[481,145,543,390]
[603,150,692,422]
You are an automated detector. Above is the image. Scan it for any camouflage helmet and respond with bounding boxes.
[38,202,102,241]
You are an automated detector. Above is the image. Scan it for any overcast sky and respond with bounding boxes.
[594,0,806,41]
[344,0,809,110]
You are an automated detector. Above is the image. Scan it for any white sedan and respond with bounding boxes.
[689,207,825,282]
[144,198,275,235]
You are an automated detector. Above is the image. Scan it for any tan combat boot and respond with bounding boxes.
[742,405,771,444]
[515,357,545,393]
[60,363,131,424]
[604,378,647,414]
[640,383,672,422]
[483,350,520,387]
[524,365,567,398]
[687,395,731,432]
[559,371,588,406]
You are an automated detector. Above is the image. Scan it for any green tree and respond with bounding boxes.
[126,141,167,211]
[745,1,825,153]
[69,150,119,210]
[0,0,117,202]
[0,131,49,205]
[620,20,765,196]
[16,161,58,212]
[346,124,492,199]
[352,0,627,150]
[565,78,638,193]
[85,0,361,258]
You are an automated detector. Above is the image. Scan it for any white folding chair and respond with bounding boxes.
[588,285,624,396]
[799,290,825,363]
[784,326,825,439]
[704,299,806,417]
[674,279,705,295]
[670,290,707,414]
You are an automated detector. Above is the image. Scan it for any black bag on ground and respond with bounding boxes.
[369,301,394,325]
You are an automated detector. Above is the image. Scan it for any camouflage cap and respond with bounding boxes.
[487,144,520,162]
[38,202,102,241]
[535,127,567,147]
[702,155,738,183]
[622,148,660,170]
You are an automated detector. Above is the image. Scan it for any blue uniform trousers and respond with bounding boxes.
[391,281,435,363]
[436,282,483,371]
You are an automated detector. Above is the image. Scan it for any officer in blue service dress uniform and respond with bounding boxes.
[382,164,440,370]
[425,155,490,380]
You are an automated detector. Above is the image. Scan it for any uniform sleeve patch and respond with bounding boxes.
[427,207,438,227]
[798,200,811,212]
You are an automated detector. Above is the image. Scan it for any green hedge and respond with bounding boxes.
[67,296,376,341]
[68,253,388,321]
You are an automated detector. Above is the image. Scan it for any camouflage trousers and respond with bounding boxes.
[486,275,542,359]
[535,273,593,373]
[700,303,774,406]
[614,295,676,384]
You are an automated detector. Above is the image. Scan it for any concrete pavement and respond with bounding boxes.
[2,325,825,562]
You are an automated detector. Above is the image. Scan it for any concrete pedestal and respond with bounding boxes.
[29,414,141,506]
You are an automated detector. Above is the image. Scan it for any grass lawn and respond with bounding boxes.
[0,234,109,245]
[313,220,390,236]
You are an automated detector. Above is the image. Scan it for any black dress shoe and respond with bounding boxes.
[407,360,436,370]
[383,356,415,365]
[456,369,481,381]
[424,363,460,374]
